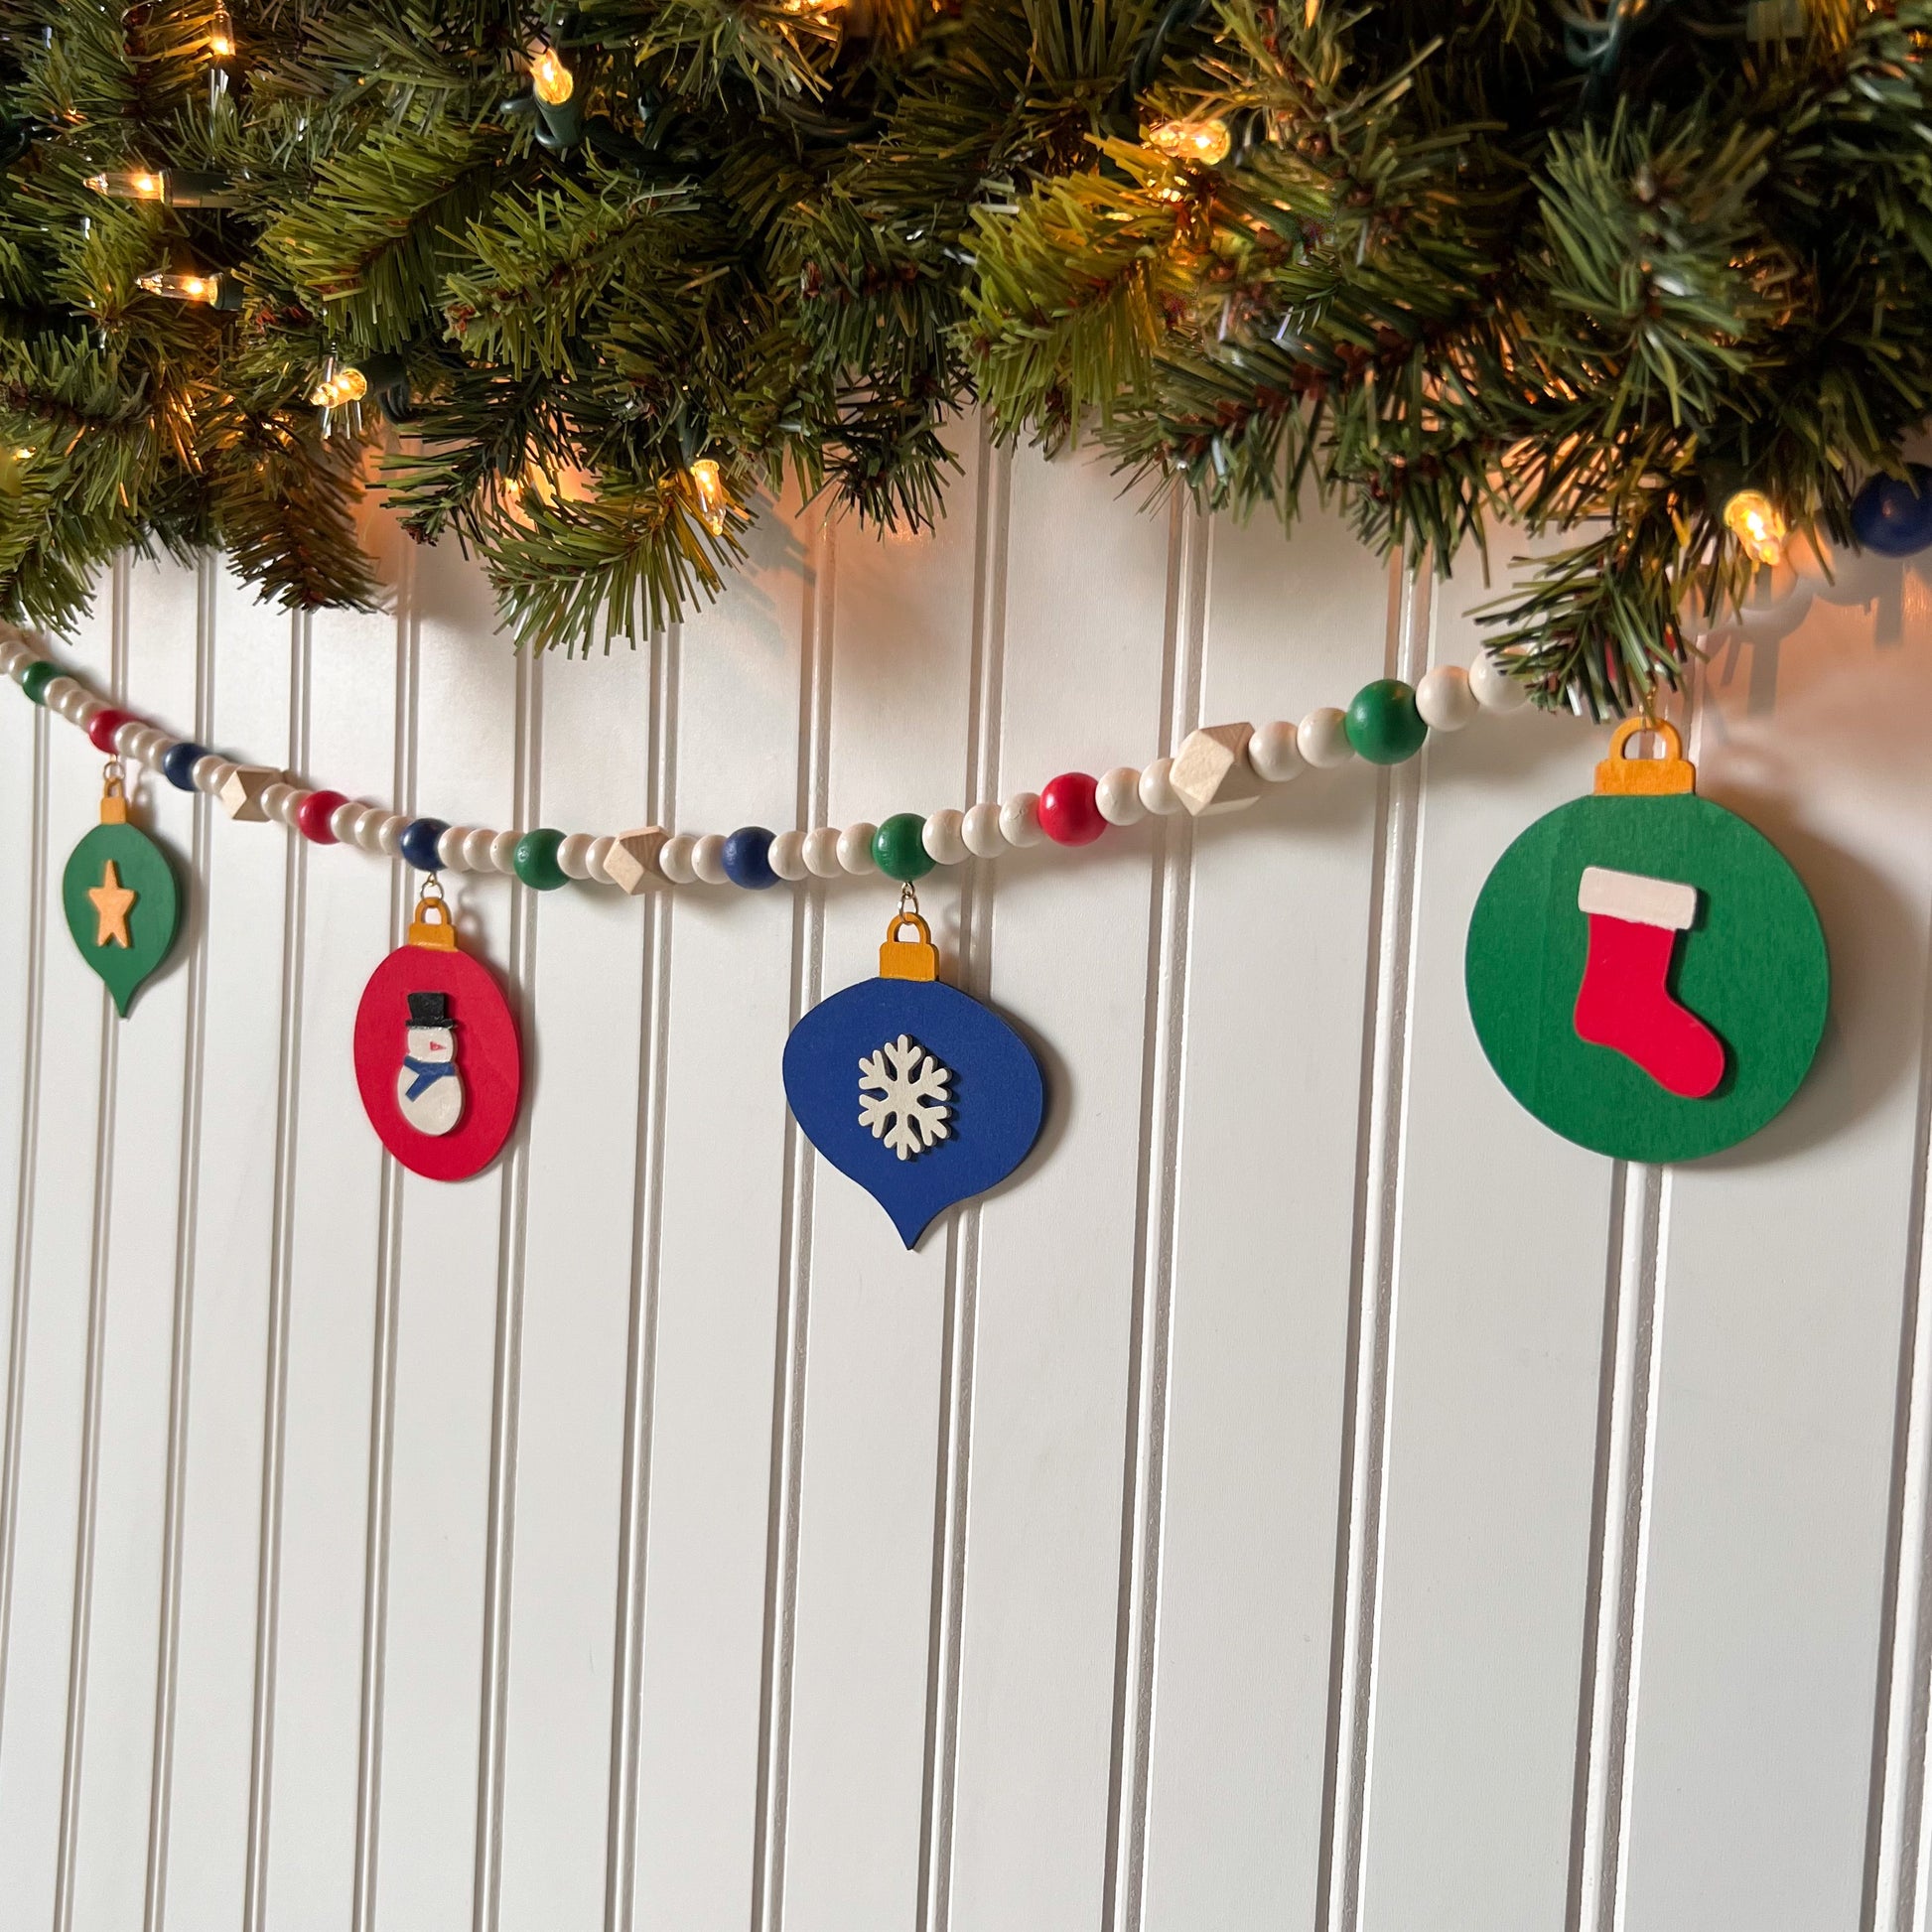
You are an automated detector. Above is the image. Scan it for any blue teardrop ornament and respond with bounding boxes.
[783,911,1045,1248]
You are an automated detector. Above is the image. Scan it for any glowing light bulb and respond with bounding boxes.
[12,447,32,462]
[1723,487,1787,567]
[138,268,220,304]
[1147,117,1232,167]
[529,41,574,105]
[85,168,236,207]
[687,458,729,536]
[207,6,235,59]
[307,364,368,408]
[86,170,165,202]
[780,0,845,15]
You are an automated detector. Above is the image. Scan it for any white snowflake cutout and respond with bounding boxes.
[858,1035,952,1161]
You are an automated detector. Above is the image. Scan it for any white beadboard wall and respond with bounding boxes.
[1,430,1930,1932]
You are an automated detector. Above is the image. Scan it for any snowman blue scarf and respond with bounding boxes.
[402,1057,458,1100]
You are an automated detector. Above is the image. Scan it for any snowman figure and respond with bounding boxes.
[397,990,465,1137]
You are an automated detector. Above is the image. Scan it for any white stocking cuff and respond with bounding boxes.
[1578,865,1698,931]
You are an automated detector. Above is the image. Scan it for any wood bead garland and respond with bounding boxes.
[9,634,1551,909]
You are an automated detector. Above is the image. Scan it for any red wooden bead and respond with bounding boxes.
[86,707,135,755]
[297,788,349,845]
[1037,771,1107,846]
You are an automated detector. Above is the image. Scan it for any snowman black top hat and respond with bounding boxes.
[408,991,454,1028]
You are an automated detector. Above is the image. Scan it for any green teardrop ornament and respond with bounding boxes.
[62,788,179,1017]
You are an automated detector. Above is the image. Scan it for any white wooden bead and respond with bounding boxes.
[256,782,291,823]
[558,832,597,881]
[802,827,843,878]
[41,676,77,714]
[659,834,698,885]
[1095,766,1146,826]
[271,785,308,826]
[194,755,231,794]
[586,836,616,886]
[1469,650,1528,714]
[139,729,174,767]
[961,802,1005,858]
[604,827,667,893]
[1170,724,1262,816]
[690,834,728,885]
[1416,664,1477,732]
[73,695,106,729]
[1138,759,1182,815]
[488,829,520,872]
[332,801,366,844]
[0,638,23,674]
[375,814,407,857]
[837,822,878,874]
[464,827,501,872]
[437,824,473,870]
[921,808,967,866]
[1247,720,1303,782]
[111,719,144,758]
[999,792,1042,847]
[768,830,808,882]
[353,808,390,853]
[1297,707,1355,767]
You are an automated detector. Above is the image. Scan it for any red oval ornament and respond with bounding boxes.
[353,908,521,1181]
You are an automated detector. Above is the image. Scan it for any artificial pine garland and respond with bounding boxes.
[1,0,1929,711]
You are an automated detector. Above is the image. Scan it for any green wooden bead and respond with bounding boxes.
[20,660,57,705]
[872,812,933,882]
[1345,678,1429,763]
[512,826,569,891]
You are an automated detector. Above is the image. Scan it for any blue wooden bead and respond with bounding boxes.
[162,742,207,791]
[723,826,777,889]
[399,817,448,872]
[1851,464,1932,557]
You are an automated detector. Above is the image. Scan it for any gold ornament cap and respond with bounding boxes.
[100,761,129,824]
[408,881,460,951]
[1594,717,1696,797]
[880,909,938,981]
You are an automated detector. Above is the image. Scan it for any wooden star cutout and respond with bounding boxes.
[87,858,136,948]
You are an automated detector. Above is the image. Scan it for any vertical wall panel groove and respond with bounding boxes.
[1864,870,1932,1932]
[51,553,129,1932]
[351,540,418,1932]
[916,431,1011,1932]
[1318,559,1428,1932]
[241,608,314,1931]
[605,614,678,1932]
[1102,496,1204,1932]
[473,643,540,1932]
[143,554,217,1932]
[0,694,48,1753]
[1567,1162,1666,1932]
[753,515,834,1932]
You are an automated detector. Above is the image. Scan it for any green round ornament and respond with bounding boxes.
[871,812,933,882]
[21,659,57,705]
[1345,679,1429,763]
[1464,721,1828,1164]
[61,780,179,1018]
[512,827,569,891]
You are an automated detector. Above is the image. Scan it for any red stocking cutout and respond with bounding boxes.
[1573,866,1725,1099]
